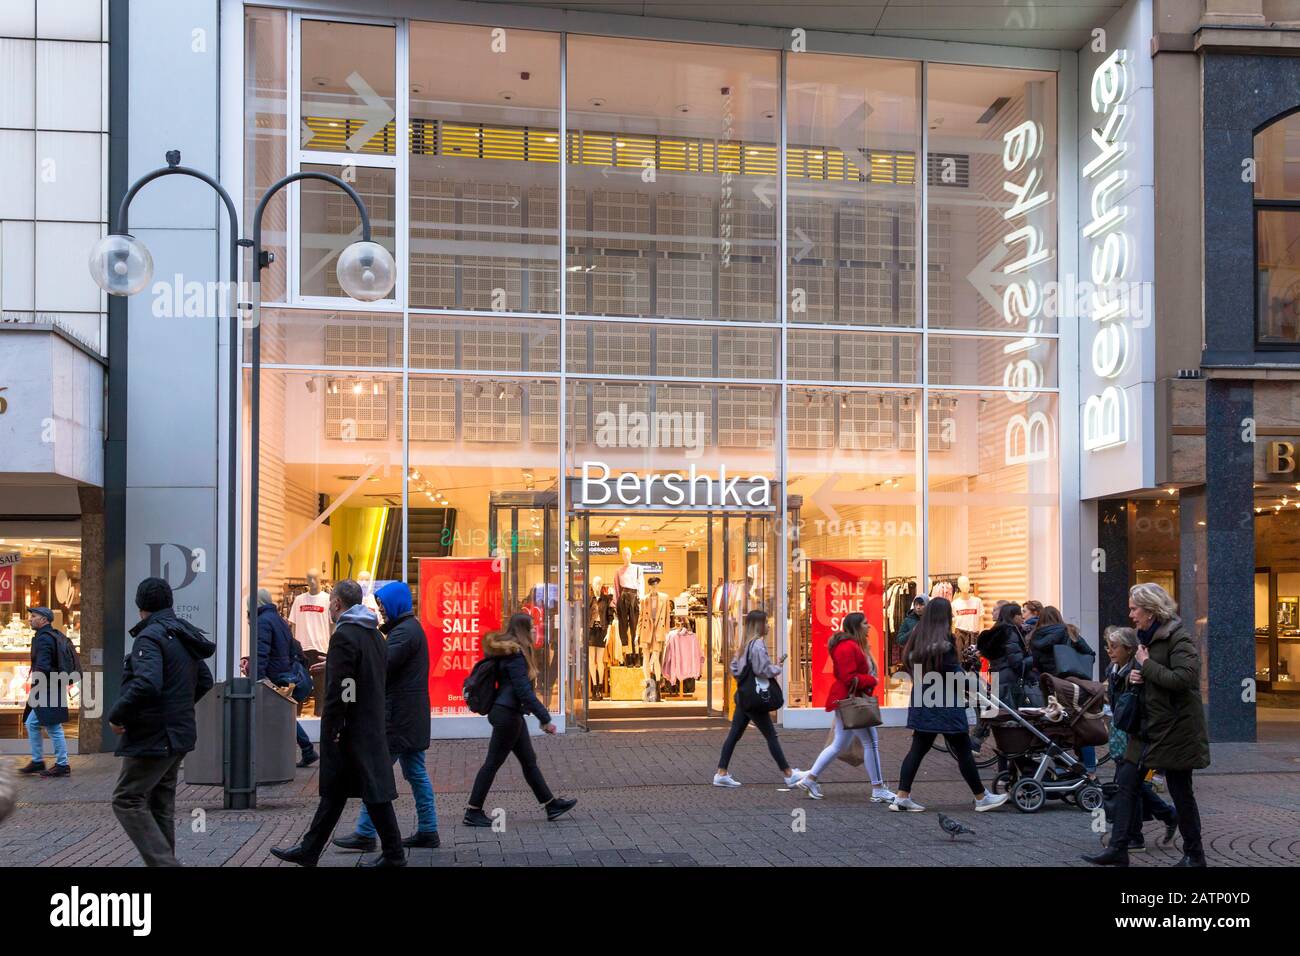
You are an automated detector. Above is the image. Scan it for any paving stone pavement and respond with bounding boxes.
[3,725,1297,867]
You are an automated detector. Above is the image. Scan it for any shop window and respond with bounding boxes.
[299,20,397,155]
[299,164,397,300]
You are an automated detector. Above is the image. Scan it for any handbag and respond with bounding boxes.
[1007,675,1045,709]
[1053,642,1096,681]
[826,726,865,767]
[1113,685,1142,734]
[735,639,784,712]
[837,677,882,729]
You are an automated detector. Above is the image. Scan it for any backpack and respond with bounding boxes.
[54,631,81,685]
[462,657,501,715]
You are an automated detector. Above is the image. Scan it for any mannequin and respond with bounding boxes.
[588,575,612,699]
[638,575,671,691]
[356,570,382,620]
[952,574,982,654]
[288,569,331,661]
[613,547,642,664]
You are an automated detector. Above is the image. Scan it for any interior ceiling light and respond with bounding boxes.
[675,103,689,113]
[499,90,515,101]
[589,97,605,108]
[312,75,329,87]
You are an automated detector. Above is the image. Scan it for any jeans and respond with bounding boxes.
[357,750,438,836]
[1079,745,1097,774]
[469,706,555,809]
[899,731,985,795]
[112,753,185,867]
[25,710,68,766]
[295,722,313,754]
[717,705,789,773]
[301,795,403,862]
[809,712,885,786]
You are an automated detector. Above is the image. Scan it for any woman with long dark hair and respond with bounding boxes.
[464,613,576,826]
[795,612,895,803]
[713,610,804,788]
[891,598,1008,813]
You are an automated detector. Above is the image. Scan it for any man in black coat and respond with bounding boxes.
[333,580,438,852]
[271,579,405,867]
[19,606,72,778]
[109,578,216,867]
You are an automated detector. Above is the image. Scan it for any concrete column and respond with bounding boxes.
[1198,380,1256,741]
[76,486,105,753]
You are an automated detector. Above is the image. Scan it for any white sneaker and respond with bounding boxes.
[783,769,807,787]
[796,776,824,800]
[888,796,926,812]
[712,773,741,788]
[871,787,898,804]
[974,791,1009,812]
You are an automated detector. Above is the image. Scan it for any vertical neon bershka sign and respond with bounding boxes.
[1082,48,1133,451]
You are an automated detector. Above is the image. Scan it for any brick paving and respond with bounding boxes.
[3,724,1298,867]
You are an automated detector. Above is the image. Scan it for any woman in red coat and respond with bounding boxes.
[795,613,897,803]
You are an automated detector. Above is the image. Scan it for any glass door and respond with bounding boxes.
[719,511,777,717]
[565,512,590,729]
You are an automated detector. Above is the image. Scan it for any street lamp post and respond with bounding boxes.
[90,149,395,810]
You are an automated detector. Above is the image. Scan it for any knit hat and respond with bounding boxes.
[135,577,174,613]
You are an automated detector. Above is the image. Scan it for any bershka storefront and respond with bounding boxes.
[220,0,1112,736]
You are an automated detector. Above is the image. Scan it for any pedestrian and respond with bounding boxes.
[255,589,318,769]
[890,597,1008,813]
[977,602,1033,704]
[19,606,72,778]
[464,612,576,826]
[1085,585,1208,867]
[713,610,805,789]
[795,612,896,803]
[1021,600,1043,635]
[895,595,926,647]
[271,579,406,867]
[108,578,216,866]
[1091,626,1177,857]
[1028,605,1099,781]
[333,581,440,852]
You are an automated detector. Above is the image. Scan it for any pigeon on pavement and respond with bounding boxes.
[939,813,974,840]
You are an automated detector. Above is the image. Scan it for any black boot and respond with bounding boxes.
[1174,852,1207,867]
[270,844,319,867]
[463,807,493,827]
[17,760,45,775]
[296,750,319,769]
[360,851,407,868]
[402,831,440,849]
[1082,846,1129,866]
[331,833,377,852]
[546,797,577,821]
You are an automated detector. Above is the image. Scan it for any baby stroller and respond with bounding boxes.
[981,673,1108,814]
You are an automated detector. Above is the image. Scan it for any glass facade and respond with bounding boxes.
[243,9,1062,724]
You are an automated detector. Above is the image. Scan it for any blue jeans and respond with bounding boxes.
[26,710,68,766]
[295,722,313,754]
[1080,745,1097,774]
[356,750,437,837]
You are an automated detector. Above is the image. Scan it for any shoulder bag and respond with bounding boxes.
[736,639,784,712]
[1053,642,1097,681]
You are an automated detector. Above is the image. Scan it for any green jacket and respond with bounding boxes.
[896,611,921,647]
[1123,616,1210,771]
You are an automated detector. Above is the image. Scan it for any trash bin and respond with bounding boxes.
[185,680,297,787]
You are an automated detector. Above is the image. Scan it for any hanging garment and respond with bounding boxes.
[615,589,639,654]
[637,591,671,656]
[662,626,704,684]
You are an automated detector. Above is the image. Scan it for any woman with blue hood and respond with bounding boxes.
[331,580,440,852]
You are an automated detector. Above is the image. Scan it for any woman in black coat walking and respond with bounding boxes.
[272,580,405,867]
[977,602,1033,702]
[464,613,576,827]
[892,598,1008,814]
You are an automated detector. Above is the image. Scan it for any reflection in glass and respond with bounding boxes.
[299,164,396,299]
[300,20,396,155]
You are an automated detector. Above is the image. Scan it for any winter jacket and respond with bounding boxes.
[255,603,294,682]
[1029,622,1091,677]
[318,604,397,803]
[484,632,552,724]
[110,609,216,757]
[375,582,430,754]
[1124,616,1210,771]
[977,623,1032,695]
[896,610,921,647]
[24,625,70,726]
[905,641,972,735]
[825,637,878,710]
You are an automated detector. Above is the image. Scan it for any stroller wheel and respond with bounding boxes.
[992,771,1014,795]
[1079,784,1105,812]
[1011,778,1046,813]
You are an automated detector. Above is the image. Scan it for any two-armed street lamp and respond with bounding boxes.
[90,149,395,809]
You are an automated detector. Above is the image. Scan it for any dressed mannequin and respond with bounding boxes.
[587,576,611,700]
[637,576,671,692]
[952,575,982,655]
[356,570,382,621]
[613,547,643,664]
[288,569,331,663]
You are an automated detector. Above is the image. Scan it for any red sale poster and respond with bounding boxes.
[809,560,885,709]
[419,557,504,714]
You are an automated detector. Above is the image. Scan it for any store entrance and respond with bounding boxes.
[564,509,779,729]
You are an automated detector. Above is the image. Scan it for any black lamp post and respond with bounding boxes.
[90,149,395,809]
